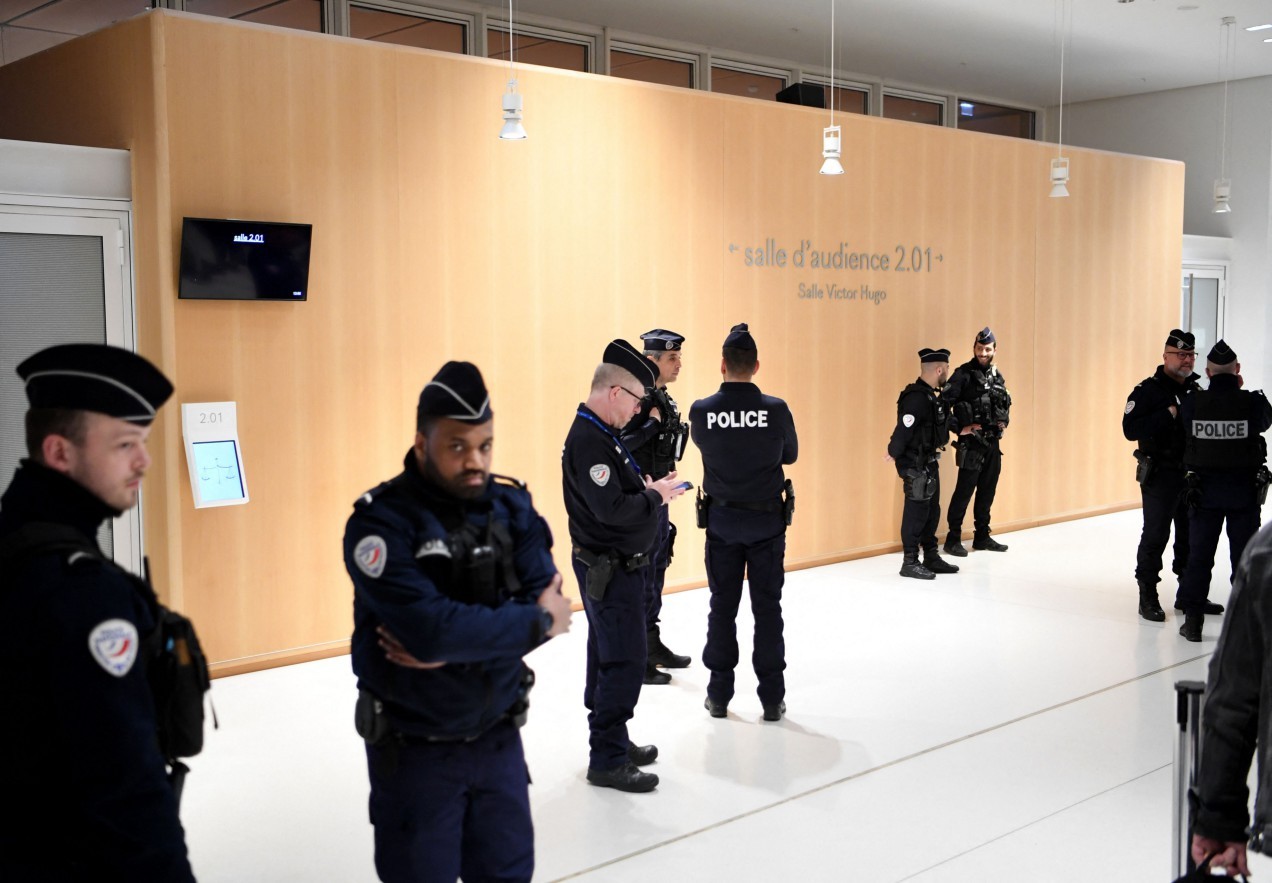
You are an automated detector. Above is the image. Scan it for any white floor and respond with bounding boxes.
[181,507,1272,882]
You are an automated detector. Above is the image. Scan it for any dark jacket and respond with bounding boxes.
[944,357,1011,440]
[1193,522,1272,851]
[0,462,195,882]
[344,451,556,739]
[689,381,797,503]
[1123,366,1200,469]
[888,379,947,474]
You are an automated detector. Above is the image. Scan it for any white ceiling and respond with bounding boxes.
[518,0,1272,107]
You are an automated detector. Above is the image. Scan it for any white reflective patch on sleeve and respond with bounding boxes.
[88,619,139,677]
[902,414,916,428]
[354,535,388,578]
[1124,401,1135,415]
[589,464,611,486]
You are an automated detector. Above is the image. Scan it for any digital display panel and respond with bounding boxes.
[178,217,312,301]
[191,440,246,503]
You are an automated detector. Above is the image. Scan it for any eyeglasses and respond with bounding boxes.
[1165,350,1196,360]
[612,385,645,403]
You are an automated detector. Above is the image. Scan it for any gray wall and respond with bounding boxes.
[1044,75,1272,392]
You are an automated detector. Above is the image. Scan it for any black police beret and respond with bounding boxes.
[603,340,658,389]
[417,361,492,425]
[640,329,684,351]
[975,327,996,345]
[17,343,172,425]
[1207,339,1237,366]
[723,323,756,352]
[1165,329,1196,352]
[919,348,951,363]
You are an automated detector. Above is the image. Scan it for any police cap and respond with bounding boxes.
[17,343,172,425]
[1207,339,1237,366]
[640,329,684,352]
[603,339,658,389]
[975,327,996,345]
[1165,329,1196,352]
[417,361,492,425]
[723,323,756,352]
[919,348,951,364]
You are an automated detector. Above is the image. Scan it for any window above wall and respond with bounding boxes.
[956,98,1035,140]
[610,43,696,89]
[710,61,788,101]
[350,3,470,54]
[882,90,945,126]
[186,0,323,32]
[487,22,592,73]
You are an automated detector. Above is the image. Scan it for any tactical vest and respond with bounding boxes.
[1136,372,1199,464]
[966,366,1011,437]
[1185,390,1267,471]
[898,382,945,461]
[632,387,687,478]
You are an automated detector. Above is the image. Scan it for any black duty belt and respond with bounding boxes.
[401,714,516,745]
[713,498,783,513]
[572,545,651,570]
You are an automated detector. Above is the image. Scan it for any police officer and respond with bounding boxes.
[943,327,1011,556]
[690,323,797,722]
[621,328,692,685]
[1123,329,1202,622]
[563,340,687,793]
[888,348,960,580]
[343,361,573,883]
[0,343,195,881]
[1175,340,1272,642]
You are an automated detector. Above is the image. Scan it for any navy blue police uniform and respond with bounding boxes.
[621,328,692,682]
[1175,340,1272,640]
[1122,329,1202,621]
[562,341,663,787]
[944,328,1011,554]
[0,344,195,882]
[689,323,797,719]
[344,362,558,883]
[888,349,957,579]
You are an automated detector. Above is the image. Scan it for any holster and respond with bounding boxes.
[955,433,988,471]
[666,522,677,563]
[574,546,616,601]
[903,467,937,502]
[1257,466,1271,506]
[782,479,795,526]
[1133,450,1157,486]
[695,488,711,529]
[1183,471,1203,509]
[355,688,392,746]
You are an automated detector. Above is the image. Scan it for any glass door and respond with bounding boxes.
[1181,264,1227,373]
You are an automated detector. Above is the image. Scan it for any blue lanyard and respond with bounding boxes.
[576,410,643,477]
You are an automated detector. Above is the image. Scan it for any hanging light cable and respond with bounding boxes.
[820,0,844,175]
[1214,16,1235,213]
[499,0,526,140]
[1049,0,1071,198]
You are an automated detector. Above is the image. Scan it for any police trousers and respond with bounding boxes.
[574,559,646,770]
[702,508,787,708]
[900,470,942,555]
[365,720,533,883]
[644,506,672,631]
[946,438,1001,539]
[1134,467,1189,587]
[1175,480,1262,615]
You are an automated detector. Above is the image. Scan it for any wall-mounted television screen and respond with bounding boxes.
[178,217,312,301]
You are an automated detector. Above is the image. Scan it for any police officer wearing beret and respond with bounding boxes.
[887,348,960,580]
[344,361,573,882]
[690,323,798,721]
[0,344,195,881]
[1123,330,1202,622]
[943,327,1011,556]
[621,329,692,686]
[563,340,687,793]
[1175,340,1272,642]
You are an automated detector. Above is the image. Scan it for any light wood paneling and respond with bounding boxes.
[0,11,1182,673]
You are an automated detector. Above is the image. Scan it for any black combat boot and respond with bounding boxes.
[643,662,671,685]
[923,548,960,575]
[1174,600,1225,615]
[972,533,1008,552]
[1180,613,1204,642]
[943,532,968,558]
[900,551,935,580]
[646,627,691,669]
[1137,581,1165,622]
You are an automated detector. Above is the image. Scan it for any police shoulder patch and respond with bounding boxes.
[902,413,916,428]
[1124,401,1135,415]
[354,535,388,578]
[88,618,139,677]
[589,464,611,486]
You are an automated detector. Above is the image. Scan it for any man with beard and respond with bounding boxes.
[1122,330,1202,623]
[621,329,693,686]
[887,348,959,580]
[563,340,687,793]
[0,343,194,881]
[344,361,573,883]
[943,327,1012,556]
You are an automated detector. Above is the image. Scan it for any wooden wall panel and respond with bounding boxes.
[0,11,1182,672]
